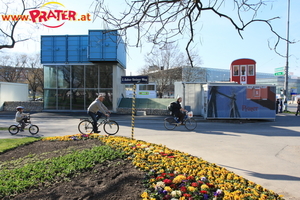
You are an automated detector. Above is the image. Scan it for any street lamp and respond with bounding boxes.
[284,0,290,111]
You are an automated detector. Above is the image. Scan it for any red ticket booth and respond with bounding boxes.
[230,58,256,84]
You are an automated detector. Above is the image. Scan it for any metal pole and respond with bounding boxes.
[284,0,290,111]
[131,84,136,139]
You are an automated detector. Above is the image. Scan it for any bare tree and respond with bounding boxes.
[0,0,46,49]
[22,54,44,100]
[140,43,202,97]
[92,0,291,67]
[0,53,44,100]
[0,54,26,82]
[144,43,187,71]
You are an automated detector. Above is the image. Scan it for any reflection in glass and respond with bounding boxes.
[44,64,114,111]
[44,89,57,109]
[44,66,57,88]
[72,65,84,88]
[58,89,70,110]
[233,66,239,76]
[241,66,246,75]
[139,85,155,90]
[85,89,99,109]
[57,65,70,88]
[100,64,113,88]
[248,65,254,76]
[86,66,98,88]
[72,89,85,110]
[99,89,113,110]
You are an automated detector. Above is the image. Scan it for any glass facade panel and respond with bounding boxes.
[57,65,71,88]
[100,64,113,88]
[139,85,155,90]
[99,89,113,110]
[58,89,71,110]
[44,66,57,88]
[86,65,98,88]
[72,89,85,110]
[43,63,114,111]
[44,89,57,109]
[72,65,84,88]
[85,89,99,109]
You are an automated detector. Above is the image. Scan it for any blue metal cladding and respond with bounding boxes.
[67,35,89,63]
[117,37,126,68]
[88,30,117,61]
[41,30,126,68]
[41,36,67,63]
[88,30,126,68]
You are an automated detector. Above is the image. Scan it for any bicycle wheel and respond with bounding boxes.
[184,118,197,131]
[29,125,39,135]
[103,120,119,135]
[78,120,93,134]
[8,125,19,135]
[164,118,177,130]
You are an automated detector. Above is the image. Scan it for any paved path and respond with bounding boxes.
[0,109,299,200]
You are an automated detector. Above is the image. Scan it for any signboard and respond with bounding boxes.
[274,67,284,76]
[206,85,276,120]
[274,71,284,76]
[275,67,284,72]
[291,87,297,95]
[121,76,149,84]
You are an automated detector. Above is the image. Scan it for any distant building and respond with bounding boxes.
[0,82,28,110]
[143,66,300,100]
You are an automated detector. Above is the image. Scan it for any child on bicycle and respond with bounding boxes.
[15,106,29,132]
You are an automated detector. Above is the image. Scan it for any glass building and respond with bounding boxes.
[41,30,126,111]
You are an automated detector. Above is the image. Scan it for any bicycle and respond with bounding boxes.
[8,114,39,135]
[78,116,119,135]
[164,111,197,130]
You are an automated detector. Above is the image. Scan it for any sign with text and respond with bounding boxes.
[275,67,284,72]
[274,71,284,76]
[121,76,149,84]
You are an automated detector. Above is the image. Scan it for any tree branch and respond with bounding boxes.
[92,0,290,67]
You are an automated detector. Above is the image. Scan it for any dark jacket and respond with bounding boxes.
[171,101,182,116]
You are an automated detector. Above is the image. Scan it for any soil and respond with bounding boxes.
[0,140,146,200]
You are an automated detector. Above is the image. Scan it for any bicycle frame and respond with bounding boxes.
[78,116,119,135]
[9,114,39,135]
[164,111,197,131]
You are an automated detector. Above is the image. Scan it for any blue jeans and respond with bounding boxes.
[87,111,103,131]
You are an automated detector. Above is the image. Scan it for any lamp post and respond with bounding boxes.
[284,0,290,111]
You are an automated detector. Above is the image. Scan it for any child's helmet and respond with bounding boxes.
[16,106,24,111]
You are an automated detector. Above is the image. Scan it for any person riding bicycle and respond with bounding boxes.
[15,106,29,132]
[171,97,187,125]
[87,95,111,133]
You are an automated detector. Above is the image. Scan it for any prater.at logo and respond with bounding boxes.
[29,2,91,28]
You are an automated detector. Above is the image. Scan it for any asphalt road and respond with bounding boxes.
[0,105,299,199]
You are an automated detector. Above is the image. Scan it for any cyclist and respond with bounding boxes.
[171,97,187,125]
[15,106,29,132]
[87,95,111,133]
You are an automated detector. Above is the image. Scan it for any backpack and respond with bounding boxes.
[168,102,175,112]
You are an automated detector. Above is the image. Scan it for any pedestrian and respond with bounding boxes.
[279,99,283,113]
[87,95,111,133]
[295,99,300,116]
[276,99,280,114]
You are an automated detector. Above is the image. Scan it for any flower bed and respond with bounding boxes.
[43,134,284,200]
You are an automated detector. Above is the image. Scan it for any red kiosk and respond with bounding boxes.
[230,58,256,84]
